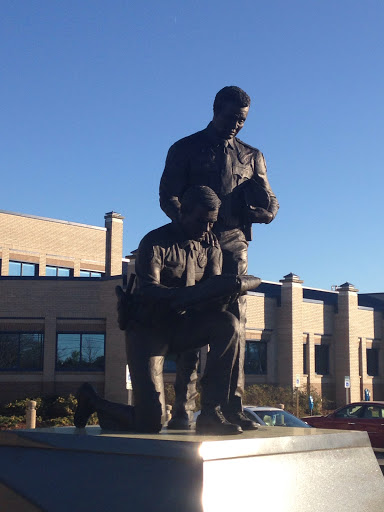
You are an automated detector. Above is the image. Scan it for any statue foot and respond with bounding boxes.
[166,412,191,430]
[223,410,258,431]
[74,382,98,428]
[196,407,243,435]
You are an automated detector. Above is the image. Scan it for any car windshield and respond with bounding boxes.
[255,410,309,427]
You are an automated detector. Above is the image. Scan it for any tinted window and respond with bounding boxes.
[163,352,177,373]
[56,333,105,371]
[363,406,384,419]
[315,345,329,375]
[0,332,43,370]
[255,410,309,427]
[9,261,37,276]
[335,405,364,418]
[46,266,71,277]
[367,348,379,376]
[245,341,267,374]
[80,271,102,278]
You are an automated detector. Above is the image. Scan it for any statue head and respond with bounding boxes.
[180,186,221,241]
[212,86,251,141]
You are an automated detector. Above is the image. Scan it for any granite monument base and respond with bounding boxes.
[0,425,383,511]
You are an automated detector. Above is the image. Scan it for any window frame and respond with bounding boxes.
[0,331,44,371]
[315,344,330,375]
[367,347,379,376]
[9,260,38,276]
[79,270,103,278]
[56,332,106,372]
[244,340,267,375]
[46,265,73,277]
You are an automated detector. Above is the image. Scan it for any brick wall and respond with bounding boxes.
[0,210,107,276]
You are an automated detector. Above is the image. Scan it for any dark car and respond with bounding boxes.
[302,401,384,448]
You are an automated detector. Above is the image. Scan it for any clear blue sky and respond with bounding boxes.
[1,1,383,292]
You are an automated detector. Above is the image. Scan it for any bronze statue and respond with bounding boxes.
[160,86,279,430]
[74,186,261,435]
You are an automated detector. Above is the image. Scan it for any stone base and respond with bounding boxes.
[0,425,383,511]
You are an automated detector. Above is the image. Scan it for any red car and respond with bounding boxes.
[302,401,384,449]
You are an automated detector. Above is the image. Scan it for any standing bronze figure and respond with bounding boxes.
[160,86,279,430]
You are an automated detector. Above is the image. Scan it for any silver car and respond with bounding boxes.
[243,406,311,428]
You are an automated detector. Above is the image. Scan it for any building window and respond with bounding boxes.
[56,333,105,371]
[163,351,201,373]
[0,332,43,371]
[9,261,37,276]
[315,345,329,375]
[244,341,267,375]
[79,270,102,278]
[46,266,72,277]
[367,348,379,376]
[163,353,177,373]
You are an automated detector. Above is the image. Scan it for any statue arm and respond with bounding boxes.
[135,242,179,301]
[136,239,246,311]
[159,143,189,222]
[252,151,279,222]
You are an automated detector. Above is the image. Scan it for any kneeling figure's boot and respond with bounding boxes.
[167,411,191,430]
[74,382,98,428]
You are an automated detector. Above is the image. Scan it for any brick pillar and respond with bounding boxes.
[39,254,46,276]
[73,259,81,277]
[334,282,359,406]
[101,281,127,402]
[104,212,124,277]
[1,247,9,276]
[43,316,57,395]
[277,273,304,388]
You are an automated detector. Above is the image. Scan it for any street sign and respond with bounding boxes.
[344,376,350,389]
[126,365,132,390]
[295,374,301,388]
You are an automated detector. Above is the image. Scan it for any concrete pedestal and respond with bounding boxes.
[0,425,383,511]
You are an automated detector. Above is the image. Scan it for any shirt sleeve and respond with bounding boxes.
[135,237,177,301]
[253,151,279,219]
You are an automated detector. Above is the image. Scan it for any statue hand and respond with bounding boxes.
[202,230,219,247]
[247,207,273,224]
[238,275,261,294]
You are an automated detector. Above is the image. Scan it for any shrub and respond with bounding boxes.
[0,415,25,430]
[0,394,98,429]
[243,384,323,417]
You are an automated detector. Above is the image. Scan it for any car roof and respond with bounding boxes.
[244,406,283,412]
[339,401,384,407]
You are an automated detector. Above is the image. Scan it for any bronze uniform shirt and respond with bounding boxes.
[159,122,279,230]
[134,222,222,311]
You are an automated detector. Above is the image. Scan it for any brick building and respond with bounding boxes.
[0,209,383,407]
[0,209,130,403]
[243,274,384,407]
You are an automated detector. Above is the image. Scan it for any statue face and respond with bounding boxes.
[181,205,218,241]
[212,102,249,141]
